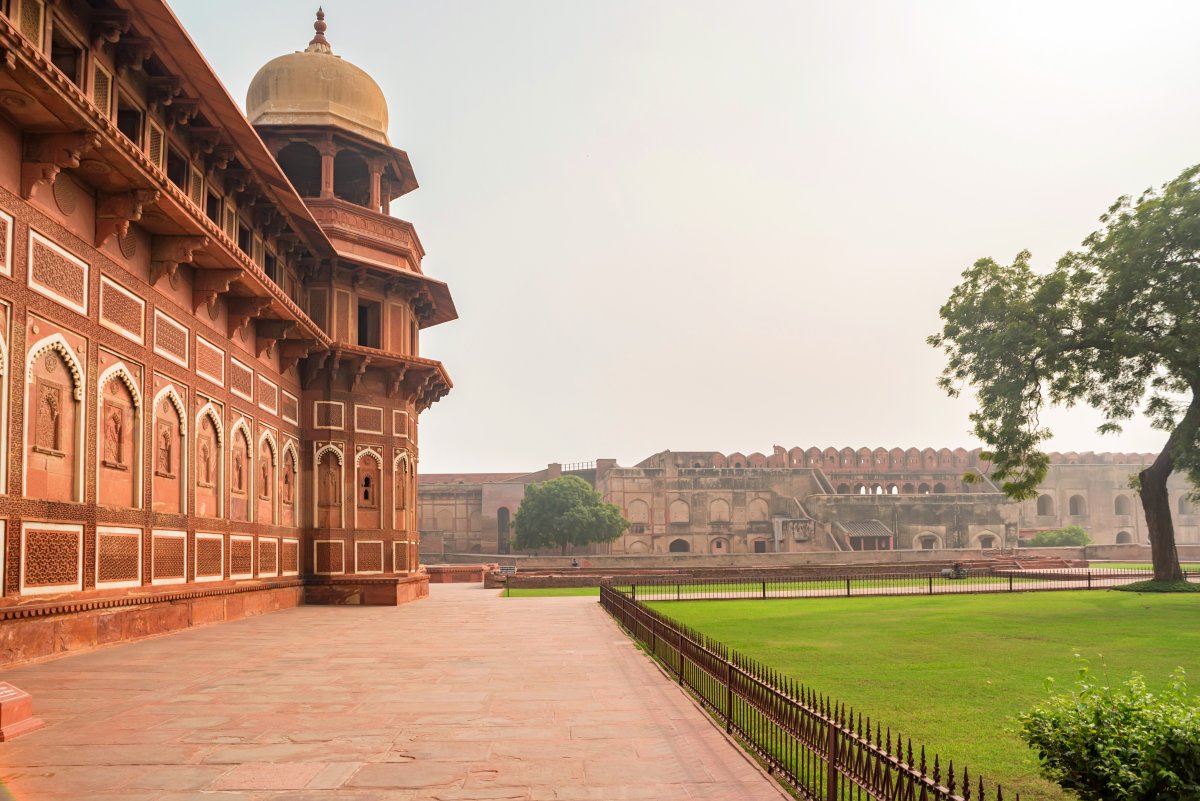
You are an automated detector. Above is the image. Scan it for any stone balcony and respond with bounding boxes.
[305,197,424,272]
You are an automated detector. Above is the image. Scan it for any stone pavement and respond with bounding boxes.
[0,583,789,800]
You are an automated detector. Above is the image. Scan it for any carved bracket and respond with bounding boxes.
[166,98,200,129]
[301,349,330,389]
[255,319,296,358]
[22,131,100,199]
[191,268,244,314]
[206,144,237,175]
[386,365,409,398]
[147,76,182,111]
[95,189,159,247]
[227,297,272,339]
[348,356,372,392]
[115,36,153,74]
[279,339,317,374]
[325,350,343,392]
[91,10,132,48]
[150,235,208,287]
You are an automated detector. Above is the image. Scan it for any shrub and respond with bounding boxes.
[1023,525,1090,547]
[1113,579,1200,594]
[1018,668,1200,801]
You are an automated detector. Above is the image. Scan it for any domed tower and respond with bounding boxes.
[248,10,455,600]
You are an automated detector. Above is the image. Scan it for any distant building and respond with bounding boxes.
[420,448,1197,556]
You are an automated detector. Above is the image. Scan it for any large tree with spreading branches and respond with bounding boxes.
[929,164,1200,582]
[513,475,628,556]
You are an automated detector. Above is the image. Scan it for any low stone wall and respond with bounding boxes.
[304,575,429,605]
[0,582,304,669]
[425,564,496,583]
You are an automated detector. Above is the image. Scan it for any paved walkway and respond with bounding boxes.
[0,584,788,800]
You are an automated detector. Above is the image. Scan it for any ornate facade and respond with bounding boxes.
[420,448,1199,556]
[0,0,453,645]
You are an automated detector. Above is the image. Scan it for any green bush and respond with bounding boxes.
[1023,525,1091,547]
[1018,668,1200,801]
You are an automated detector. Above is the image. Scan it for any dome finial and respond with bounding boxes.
[307,7,332,53]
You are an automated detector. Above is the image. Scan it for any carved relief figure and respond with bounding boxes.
[320,458,340,505]
[232,448,245,493]
[259,454,270,500]
[34,382,62,452]
[103,405,124,466]
[282,458,294,504]
[198,436,213,487]
[156,422,173,476]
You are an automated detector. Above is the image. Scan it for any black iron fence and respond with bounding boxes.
[614,566,1191,603]
[600,584,1016,800]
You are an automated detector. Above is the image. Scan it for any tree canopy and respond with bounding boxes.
[930,164,1200,581]
[512,475,628,556]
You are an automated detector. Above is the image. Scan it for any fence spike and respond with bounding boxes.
[962,766,971,800]
[947,760,956,793]
[933,754,941,785]
[978,776,985,801]
[919,745,927,776]
[906,740,914,769]
[996,784,1003,801]
[886,727,892,754]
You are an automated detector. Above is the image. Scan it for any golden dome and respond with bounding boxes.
[246,9,390,145]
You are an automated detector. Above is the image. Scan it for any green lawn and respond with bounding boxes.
[647,591,1200,801]
[1090,561,1199,570]
[501,587,600,597]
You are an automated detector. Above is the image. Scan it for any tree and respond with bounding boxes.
[929,164,1200,582]
[512,475,628,556]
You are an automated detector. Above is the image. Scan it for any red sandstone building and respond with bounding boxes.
[0,1,455,663]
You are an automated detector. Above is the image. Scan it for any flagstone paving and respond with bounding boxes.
[0,583,788,800]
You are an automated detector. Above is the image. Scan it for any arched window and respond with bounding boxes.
[978,533,996,549]
[933,483,947,494]
[333,150,370,206]
[275,142,322,198]
[1069,494,1086,516]
[497,507,511,540]
[1115,531,1133,544]
[888,484,899,495]
[1036,494,1054,516]
[668,539,690,553]
[836,483,850,494]
[918,534,938,550]
[1114,495,1133,516]
[753,540,768,553]
[669,499,690,523]
[901,483,915,494]
[918,483,930,495]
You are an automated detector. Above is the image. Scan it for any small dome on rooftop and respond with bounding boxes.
[246,8,390,145]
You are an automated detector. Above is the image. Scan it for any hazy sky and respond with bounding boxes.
[173,1,1200,472]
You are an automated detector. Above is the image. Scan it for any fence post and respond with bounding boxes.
[676,583,680,601]
[726,658,734,734]
[845,578,851,597]
[762,580,767,599]
[650,615,657,656]
[631,584,637,602]
[1009,574,1013,592]
[928,575,933,595]
[826,717,839,801]
[1087,571,1092,589]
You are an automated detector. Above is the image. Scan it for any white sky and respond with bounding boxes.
[173,1,1200,472]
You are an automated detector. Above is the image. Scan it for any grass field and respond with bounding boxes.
[501,587,600,597]
[647,591,1200,801]
[1091,561,1200,570]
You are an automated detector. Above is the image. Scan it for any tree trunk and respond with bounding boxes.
[1138,409,1194,582]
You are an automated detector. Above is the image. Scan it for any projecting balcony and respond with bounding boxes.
[305,197,424,272]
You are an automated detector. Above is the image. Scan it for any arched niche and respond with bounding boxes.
[669,498,690,524]
[152,387,186,514]
[1036,494,1055,516]
[747,498,769,522]
[280,441,299,527]
[315,444,344,528]
[25,335,85,502]
[355,447,382,529]
[258,431,278,525]
[195,404,223,518]
[228,420,252,523]
[668,538,690,553]
[709,498,730,523]
[97,363,141,509]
